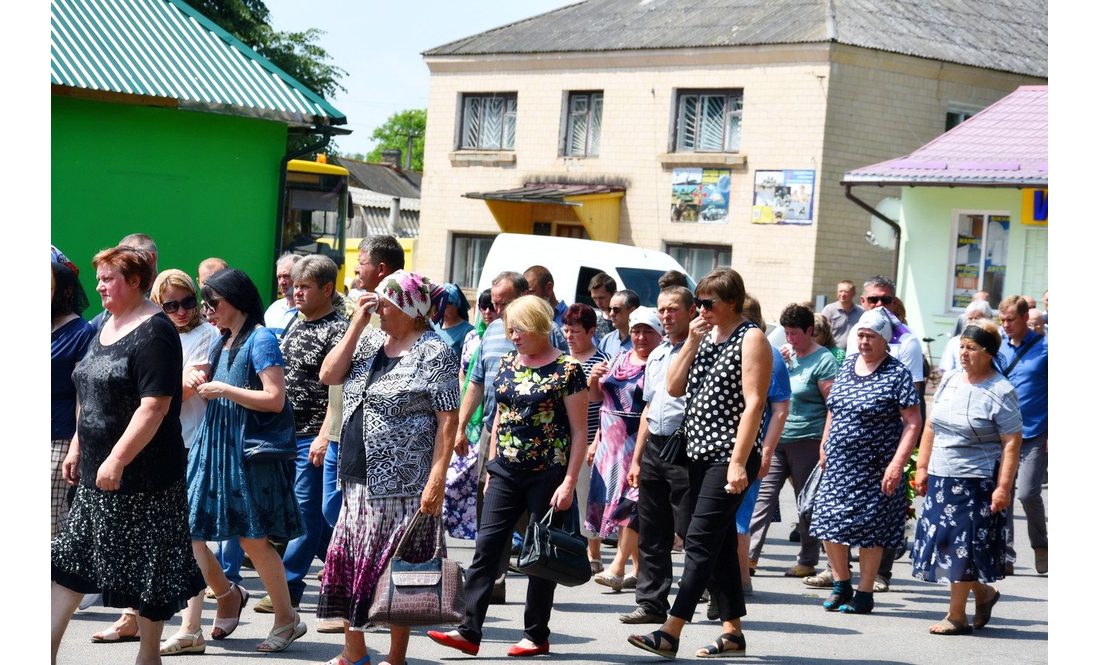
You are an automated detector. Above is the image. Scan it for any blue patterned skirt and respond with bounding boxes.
[911,475,1008,584]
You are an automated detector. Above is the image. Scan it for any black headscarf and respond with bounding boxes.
[202,268,266,351]
[961,324,1005,374]
[51,261,89,318]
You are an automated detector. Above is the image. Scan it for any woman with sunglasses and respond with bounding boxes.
[90,268,220,649]
[185,269,307,653]
[628,269,771,659]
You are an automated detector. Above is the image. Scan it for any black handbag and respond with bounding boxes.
[656,429,687,465]
[516,507,592,587]
[368,512,466,627]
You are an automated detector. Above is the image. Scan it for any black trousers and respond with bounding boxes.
[459,459,566,645]
[670,451,761,623]
[635,437,691,616]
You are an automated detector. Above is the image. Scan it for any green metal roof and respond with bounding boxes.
[51,0,346,126]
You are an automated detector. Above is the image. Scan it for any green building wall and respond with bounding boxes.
[896,186,1048,363]
[52,96,289,312]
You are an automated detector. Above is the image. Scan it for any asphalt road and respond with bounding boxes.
[56,485,1048,664]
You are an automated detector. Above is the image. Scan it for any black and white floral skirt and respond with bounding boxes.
[52,479,205,621]
[911,475,1008,585]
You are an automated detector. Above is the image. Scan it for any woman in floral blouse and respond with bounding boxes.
[429,295,589,658]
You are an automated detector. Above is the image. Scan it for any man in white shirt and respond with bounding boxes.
[264,253,301,333]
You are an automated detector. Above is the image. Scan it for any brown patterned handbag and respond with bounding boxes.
[368,512,466,627]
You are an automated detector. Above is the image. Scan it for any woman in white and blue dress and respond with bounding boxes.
[911,318,1022,635]
[809,308,922,615]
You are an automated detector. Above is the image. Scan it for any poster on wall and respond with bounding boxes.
[951,214,1009,308]
[671,168,731,223]
[751,170,815,225]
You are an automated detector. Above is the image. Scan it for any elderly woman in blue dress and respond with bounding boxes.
[911,318,1022,635]
[808,308,922,615]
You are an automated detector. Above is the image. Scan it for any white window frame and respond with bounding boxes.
[562,91,603,157]
[945,209,1011,312]
[666,243,732,283]
[459,93,517,151]
[450,233,495,290]
[674,89,743,153]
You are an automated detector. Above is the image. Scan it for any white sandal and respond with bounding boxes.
[211,583,249,640]
[256,612,307,653]
[161,629,206,656]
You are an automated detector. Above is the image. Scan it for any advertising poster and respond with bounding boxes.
[671,168,731,223]
[751,170,815,225]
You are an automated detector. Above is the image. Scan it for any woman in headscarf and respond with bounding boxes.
[435,283,474,359]
[316,270,458,665]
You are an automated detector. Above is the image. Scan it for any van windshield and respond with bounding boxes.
[618,267,696,307]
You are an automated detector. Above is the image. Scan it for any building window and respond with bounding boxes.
[945,103,982,131]
[675,90,743,152]
[564,91,602,157]
[949,211,1009,310]
[450,234,494,290]
[460,93,516,150]
[667,243,732,283]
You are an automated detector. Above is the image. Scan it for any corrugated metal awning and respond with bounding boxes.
[51,0,346,126]
[464,183,625,243]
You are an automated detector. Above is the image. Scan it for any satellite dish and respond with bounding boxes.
[866,197,900,250]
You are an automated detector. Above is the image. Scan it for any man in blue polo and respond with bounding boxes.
[997,295,1048,575]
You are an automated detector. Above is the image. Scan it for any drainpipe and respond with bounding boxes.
[272,129,334,301]
[844,183,901,284]
[388,196,401,235]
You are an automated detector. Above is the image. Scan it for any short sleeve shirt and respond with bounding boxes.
[927,370,1022,478]
[71,314,185,493]
[781,346,839,442]
[281,310,349,437]
[493,351,587,471]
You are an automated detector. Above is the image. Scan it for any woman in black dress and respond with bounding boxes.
[51,246,205,665]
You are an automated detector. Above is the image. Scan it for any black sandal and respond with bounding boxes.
[697,632,746,658]
[627,630,679,660]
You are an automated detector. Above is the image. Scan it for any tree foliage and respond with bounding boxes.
[191,0,347,154]
[363,109,427,171]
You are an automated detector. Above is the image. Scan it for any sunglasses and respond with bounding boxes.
[202,297,222,313]
[865,295,895,306]
[162,294,198,314]
[609,306,628,314]
[693,297,717,310]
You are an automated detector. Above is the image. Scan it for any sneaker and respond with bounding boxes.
[1034,547,1048,575]
[803,568,835,588]
[316,618,346,634]
[253,594,300,614]
[872,575,890,593]
[619,607,666,624]
[78,593,102,611]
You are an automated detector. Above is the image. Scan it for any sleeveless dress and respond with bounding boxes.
[585,351,645,537]
[187,327,304,541]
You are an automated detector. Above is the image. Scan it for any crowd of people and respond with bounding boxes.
[50,235,1047,664]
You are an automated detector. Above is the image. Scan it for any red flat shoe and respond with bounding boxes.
[507,640,550,657]
[427,630,480,656]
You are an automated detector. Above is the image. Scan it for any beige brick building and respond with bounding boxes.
[415,0,1046,321]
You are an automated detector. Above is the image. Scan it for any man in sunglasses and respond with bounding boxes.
[599,289,641,358]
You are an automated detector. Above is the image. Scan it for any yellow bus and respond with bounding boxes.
[279,157,350,290]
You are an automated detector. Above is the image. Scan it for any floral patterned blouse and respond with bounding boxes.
[493,351,587,471]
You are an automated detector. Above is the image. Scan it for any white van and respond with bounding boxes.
[474,234,694,309]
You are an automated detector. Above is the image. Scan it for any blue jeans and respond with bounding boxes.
[322,439,342,528]
[215,539,244,585]
[283,434,332,603]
